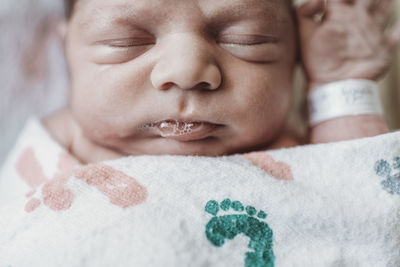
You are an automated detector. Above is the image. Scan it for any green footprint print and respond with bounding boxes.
[205,199,275,267]
[374,156,400,195]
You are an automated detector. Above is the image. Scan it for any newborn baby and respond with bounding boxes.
[2,2,400,265]
[43,0,399,164]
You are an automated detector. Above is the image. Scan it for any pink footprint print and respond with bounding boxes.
[41,172,75,211]
[16,147,48,188]
[17,148,79,212]
[73,164,148,208]
[243,152,294,181]
[38,152,82,212]
[16,147,148,212]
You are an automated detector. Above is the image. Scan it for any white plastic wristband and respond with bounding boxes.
[308,79,384,127]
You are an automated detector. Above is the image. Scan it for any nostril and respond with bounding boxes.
[160,82,175,90]
[159,81,215,91]
[196,82,212,90]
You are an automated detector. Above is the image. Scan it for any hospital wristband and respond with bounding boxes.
[308,79,384,127]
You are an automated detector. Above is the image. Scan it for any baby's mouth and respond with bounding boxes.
[140,120,218,142]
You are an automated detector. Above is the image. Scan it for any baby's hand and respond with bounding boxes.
[297,0,400,89]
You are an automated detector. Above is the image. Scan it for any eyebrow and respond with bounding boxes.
[205,1,290,29]
[203,0,279,19]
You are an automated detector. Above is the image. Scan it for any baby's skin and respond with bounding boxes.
[298,0,400,143]
[45,0,400,164]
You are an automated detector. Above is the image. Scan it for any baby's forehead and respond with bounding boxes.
[76,0,293,29]
[76,0,292,18]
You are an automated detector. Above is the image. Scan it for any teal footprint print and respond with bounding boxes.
[205,199,275,267]
[374,156,400,195]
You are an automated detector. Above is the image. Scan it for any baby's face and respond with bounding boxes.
[66,0,296,156]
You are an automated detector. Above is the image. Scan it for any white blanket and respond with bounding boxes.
[1,118,400,267]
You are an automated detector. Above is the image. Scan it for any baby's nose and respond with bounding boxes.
[150,34,222,91]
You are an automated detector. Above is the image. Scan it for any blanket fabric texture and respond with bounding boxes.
[0,118,400,267]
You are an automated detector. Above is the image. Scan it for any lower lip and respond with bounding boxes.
[154,121,218,142]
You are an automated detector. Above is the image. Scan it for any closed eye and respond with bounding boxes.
[98,38,156,48]
[91,37,156,64]
[217,34,281,63]
[218,34,279,46]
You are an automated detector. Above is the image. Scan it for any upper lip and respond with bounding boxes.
[140,117,221,128]
[159,115,217,123]
[156,119,217,125]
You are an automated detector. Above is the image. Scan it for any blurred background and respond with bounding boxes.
[0,0,399,167]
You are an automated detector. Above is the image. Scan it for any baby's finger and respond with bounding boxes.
[297,0,326,18]
[297,0,325,38]
[387,20,400,51]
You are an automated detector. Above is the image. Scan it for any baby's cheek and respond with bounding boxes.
[83,121,123,142]
[249,92,290,141]
[71,104,120,141]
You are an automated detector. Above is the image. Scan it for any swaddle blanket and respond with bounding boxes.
[1,119,400,267]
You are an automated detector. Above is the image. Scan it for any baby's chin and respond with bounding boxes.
[106,136,258,158]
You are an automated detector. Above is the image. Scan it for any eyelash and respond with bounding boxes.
[94,34,279,65]
[103,34,277,48]
[218,42,267,47]
[218,34,279,46]
[104,38,155,48]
